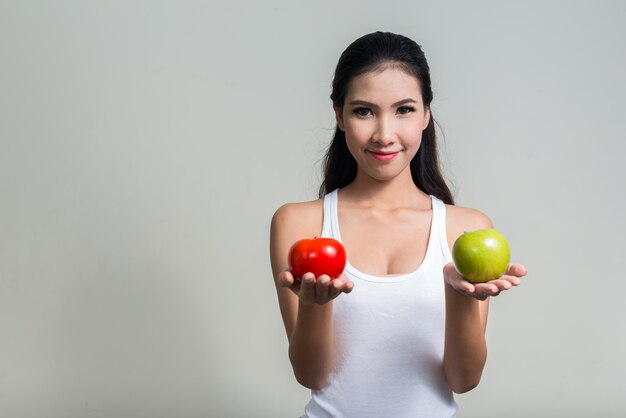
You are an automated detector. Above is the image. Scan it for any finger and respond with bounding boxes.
[299,272,316,302]
[444,263,475,294]
[450,276,475,295]
[315,275,332,303]
[496,273,522,287]
[464,286,489,300]
[278,271,295,288]
[502,275,522,286]
[489,279,513,291]
[329,277,354,299]
[488,283,501,295]
[328,281,341,299]
[459,281,475,294]
[479,279,517,298]
[474,283,500,297]
[337,276,355,293]
[507,263,528,277]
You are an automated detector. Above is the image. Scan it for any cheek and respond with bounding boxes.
[344,133,362,159]
[398,123,423,142]
[343,121,371,144]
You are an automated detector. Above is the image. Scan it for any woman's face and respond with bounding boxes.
[335,66,430,183]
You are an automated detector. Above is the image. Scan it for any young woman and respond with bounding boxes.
[270,31,527,418]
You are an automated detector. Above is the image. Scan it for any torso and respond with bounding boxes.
[337,192,433,276]
[303,188,459,418]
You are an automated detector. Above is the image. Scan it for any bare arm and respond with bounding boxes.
[442,265,490,393]
[270,203,353,390]
[442,207,526,393]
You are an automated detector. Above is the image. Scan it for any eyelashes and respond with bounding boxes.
[352,106,416,117]
[396,106,416,115]
[353,107,373,117]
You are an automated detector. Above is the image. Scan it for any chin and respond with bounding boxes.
[363,168,409,183]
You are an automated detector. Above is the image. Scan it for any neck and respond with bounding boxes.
[341,168,430,209]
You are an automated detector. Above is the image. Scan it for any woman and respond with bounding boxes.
[270,31,527,418]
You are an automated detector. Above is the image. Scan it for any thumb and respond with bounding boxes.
[278,270,295,287]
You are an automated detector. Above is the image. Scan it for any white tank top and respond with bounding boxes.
[303,189,458,418]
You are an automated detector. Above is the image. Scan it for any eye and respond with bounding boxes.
[353,107,373,117]
[397,106,416,115]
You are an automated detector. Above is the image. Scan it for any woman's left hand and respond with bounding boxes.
[443,262,527,301]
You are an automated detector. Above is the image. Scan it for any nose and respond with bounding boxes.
[372,115,395,145]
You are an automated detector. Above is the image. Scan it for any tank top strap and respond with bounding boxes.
[430,196,454,263]
[321,189,339,239]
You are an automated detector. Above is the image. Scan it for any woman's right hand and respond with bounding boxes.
[277,270,354,306]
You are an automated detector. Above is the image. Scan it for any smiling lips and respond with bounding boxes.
[367,150,400,161]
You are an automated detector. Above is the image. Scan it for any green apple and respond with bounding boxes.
[452,228,510,283]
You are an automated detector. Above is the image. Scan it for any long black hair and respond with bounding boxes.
[319,31,454,205]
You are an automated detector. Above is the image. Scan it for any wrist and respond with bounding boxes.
[298,298,333,312]
[292,300,334,346]
[445,281,479,308]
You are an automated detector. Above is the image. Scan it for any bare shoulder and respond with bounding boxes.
[271,199,324,239]
[270,198,324,277]
[445,204,494,249]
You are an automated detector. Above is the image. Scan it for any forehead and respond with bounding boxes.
[345,66,423,102]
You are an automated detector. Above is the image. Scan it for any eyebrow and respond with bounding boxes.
[348,98,418,108]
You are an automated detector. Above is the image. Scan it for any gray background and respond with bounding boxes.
[1,1,625,417]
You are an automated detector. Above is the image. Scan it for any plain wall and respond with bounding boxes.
[1,1,625,417]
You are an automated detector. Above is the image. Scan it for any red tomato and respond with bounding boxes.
[288,237,347,279]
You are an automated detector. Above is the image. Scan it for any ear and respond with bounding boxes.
[422,106,431,131]
[333,104,345,132]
